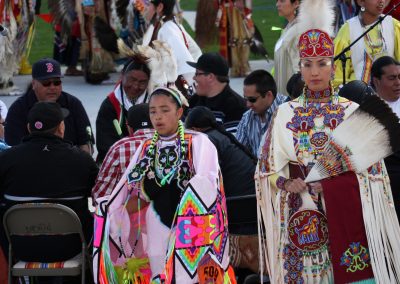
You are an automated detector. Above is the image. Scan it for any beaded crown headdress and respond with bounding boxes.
[296,0,336,59]
[298,29,334,59]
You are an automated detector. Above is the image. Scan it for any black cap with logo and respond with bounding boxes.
[128,103,153,131]
[28,102,69,132]
[32,58,62,81]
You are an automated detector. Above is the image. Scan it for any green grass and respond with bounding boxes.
[29,0,284,63]
[29,0,53,63]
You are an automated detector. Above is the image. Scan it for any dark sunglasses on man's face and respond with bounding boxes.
[39,79,62,87]
[244,96,260,104]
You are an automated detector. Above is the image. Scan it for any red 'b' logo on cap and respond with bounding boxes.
[46,63,54,73]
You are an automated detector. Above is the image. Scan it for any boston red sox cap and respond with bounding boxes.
[32,58,62,81]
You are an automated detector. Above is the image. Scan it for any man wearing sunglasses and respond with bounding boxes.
[236,70,287,157]
[5,58,94,154]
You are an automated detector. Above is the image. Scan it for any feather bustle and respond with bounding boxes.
[305,100,398,182]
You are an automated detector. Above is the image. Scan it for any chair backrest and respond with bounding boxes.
[3,203,85,239]
[3,203,86,262]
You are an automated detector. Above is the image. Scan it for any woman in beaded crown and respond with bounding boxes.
[256,0,400,283]
[92,87,236,283]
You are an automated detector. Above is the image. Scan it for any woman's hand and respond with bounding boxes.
[284,178,307,193]
[308,182,323,193]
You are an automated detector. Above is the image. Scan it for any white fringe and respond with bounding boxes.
[357,166,400,283]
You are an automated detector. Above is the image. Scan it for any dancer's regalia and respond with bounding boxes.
[92,59,234,282]
[333,2,400,87]
[256,0,400,283]
[195,0,253,78]
[0,0,34,95]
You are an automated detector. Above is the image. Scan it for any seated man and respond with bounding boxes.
[236,70,287,157]
[96,57,150,163]
[187,52,247,134]
[93,103,154,202]
[5,58,94,154]
[0,102,98,262]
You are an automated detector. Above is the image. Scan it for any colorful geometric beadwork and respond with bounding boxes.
[177,185,208,216]
[283,243,304,284]
[276,176,287,190]
[298,29,334,59]
[340,242,371,273]
[175,246,209,278]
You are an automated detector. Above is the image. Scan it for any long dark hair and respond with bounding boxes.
[185,106,257,163]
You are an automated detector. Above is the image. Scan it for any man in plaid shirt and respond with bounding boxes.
[92,104,154,202]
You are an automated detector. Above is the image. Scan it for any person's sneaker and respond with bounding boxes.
[65,67,84,76]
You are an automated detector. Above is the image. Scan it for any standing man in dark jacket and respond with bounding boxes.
[5,58,94,154]
[187,53,247,134]
[0,102,98,263]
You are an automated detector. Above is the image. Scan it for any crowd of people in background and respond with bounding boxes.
[1,0,400,283]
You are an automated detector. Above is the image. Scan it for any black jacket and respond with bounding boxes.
[385,152,400,217]
[0,133,98,199]
[5,88,94,147]
[189,85,247,129]
[0,133,98,261]
[205,129,257,234]
[96,96,129,163]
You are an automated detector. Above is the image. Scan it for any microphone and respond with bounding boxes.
[86,126,94,155]
[0,24,8,36]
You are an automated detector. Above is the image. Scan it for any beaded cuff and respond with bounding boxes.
[276,176,288,190]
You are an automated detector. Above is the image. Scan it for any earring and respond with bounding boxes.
[301,75,304,81]
[331,73,335,80]
[361,6,365,12]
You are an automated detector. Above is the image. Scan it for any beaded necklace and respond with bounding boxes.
[287,84,346,166]
[358,15,387,57]
[147,121,186,187]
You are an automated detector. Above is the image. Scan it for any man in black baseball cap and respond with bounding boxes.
[187,52,247,134]
[187,52,229,78]
[5,58,94,154]
[127,103,152,133]
[0,100,98,266]
[27,102,69,134]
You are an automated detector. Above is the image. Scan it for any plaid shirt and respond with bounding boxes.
[236,93,287,157]
[92,129,154,201]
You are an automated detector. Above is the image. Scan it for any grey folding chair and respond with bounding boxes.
[2,203,87,284]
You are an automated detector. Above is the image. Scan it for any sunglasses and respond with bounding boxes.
[39,80,62,87]
[244,96,260,103]
[194,72,209,77]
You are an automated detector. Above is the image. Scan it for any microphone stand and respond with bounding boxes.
[334,1,400,85]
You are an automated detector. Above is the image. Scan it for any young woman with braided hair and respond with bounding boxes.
[94,87,235,283]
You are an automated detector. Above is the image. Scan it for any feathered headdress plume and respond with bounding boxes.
[151,40,178,84]
[296,0,336,37]
[305,95,400,182]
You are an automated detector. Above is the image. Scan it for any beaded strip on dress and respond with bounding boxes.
[358,14,387,59]
[127,121,193,193]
